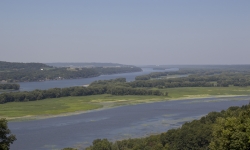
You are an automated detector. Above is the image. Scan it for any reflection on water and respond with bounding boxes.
[9,96,250,150]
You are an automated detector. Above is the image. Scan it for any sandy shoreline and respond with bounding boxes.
[7,95,249,121]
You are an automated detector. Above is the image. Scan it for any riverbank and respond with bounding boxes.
[1,86,250,121]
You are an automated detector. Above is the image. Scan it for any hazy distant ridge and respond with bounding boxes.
[46,62,134,68]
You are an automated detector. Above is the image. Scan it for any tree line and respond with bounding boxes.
[0,78,165,104]
[82,102,250,150]
[135,72,169,80]
[90,71,250,90]
[0,84,20,90]
[130,71,250,88]
[94,67,142,75]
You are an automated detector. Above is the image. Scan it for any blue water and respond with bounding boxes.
[7,69,250,149]
[18,68,178,91]
[9,96,250,150]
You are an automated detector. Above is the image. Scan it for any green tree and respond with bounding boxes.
[90,139,112,150]
[0,118,16,150]
[209,110,250,150]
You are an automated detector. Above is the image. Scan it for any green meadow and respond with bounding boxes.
[165,86,250,99]
[1,86,250,120]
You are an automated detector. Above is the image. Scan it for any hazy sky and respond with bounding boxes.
[1,1,250,65]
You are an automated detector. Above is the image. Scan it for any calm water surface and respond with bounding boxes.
[9,96,250,150]
[19,68,178,91]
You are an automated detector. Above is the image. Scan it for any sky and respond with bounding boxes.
[0,1,250,65]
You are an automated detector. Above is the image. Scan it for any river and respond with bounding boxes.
[18,68,178,91]
[9,96,250,150]
[7,69,250,149]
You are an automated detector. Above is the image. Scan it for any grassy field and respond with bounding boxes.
[0,95,167,119]
[1,86,250,120]
[165,86,250,98]
[0,96,101,119]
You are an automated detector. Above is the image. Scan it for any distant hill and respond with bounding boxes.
[46,62,133,68]
[0,61,52,71]
[140,64,250,71]
[0,61,142,82]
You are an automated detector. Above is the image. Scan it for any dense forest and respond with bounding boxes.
[129,66,250,88]
[135,72,169,80]
[129,72,250,88]
[0,84,20,90]
[76,102,250,150]
[0,61,142,82]
[0,61,51,71]
[0,67,100,82]
[89,70,250,89]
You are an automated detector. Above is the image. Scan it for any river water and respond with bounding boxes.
[7,69,250,149]
[9,96,250,150]
[18,68,178,91]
